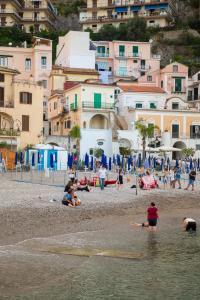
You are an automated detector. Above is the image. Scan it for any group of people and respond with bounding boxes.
[131,202,197,233]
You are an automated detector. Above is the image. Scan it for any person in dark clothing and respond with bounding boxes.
[184,169,196,191]
[183,217,197,232]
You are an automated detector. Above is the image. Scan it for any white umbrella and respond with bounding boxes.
[132,147,159,152]
[158,146,182,152]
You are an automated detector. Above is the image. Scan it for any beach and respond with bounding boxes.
[1,176,200,299]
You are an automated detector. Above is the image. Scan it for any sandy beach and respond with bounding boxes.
[1,175,200,299]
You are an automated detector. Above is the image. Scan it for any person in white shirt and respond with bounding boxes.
[98,165,107,190]
[183,217,196,232]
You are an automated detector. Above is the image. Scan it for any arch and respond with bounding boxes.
[172,141,186,159]
[89,114,109,129]
[119,138,131,149]
[0,113,13,130]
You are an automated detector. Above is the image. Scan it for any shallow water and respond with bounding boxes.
[4,219,199,300]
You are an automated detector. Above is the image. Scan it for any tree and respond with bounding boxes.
[135,120,159,161]
[126,18,150,41]
[69,125,81,155]
[181,147,195,158]
[98,24,119,41]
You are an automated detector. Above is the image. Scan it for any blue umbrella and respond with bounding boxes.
[161,158,164,170]
[153,157,156,169]
[32,153,35,167]
[20,152,23,164]
[101,154,104,165]
[176,159,179,168]
[84,153,89,168]
[38,151,41,164]
[50,153,54,169]
[67,153,73,169]
[103,155,107,168]
[138,154,142,168]
[113,155,116,165]
[117,154,121,167]
[0,152,2,163]
[144,158,149,169]
[109,157,112,171]
[90,156,94,171]
[148,156,151,168]
[190,158,193,170]
[15,152,18,165]
[128,156,132,171]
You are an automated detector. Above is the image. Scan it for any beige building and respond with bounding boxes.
[0,0,57,32]
[80,0,178,32]
[0,66,43,150]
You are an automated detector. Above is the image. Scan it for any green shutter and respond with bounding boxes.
[175,78,182,92]
[94,93,102,109]
[133,46,138,57]
[74,94,78,109]
[119,45,125,56]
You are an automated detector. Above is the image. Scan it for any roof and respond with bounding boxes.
[53,65,99,76]
[63,80,116,91]
[119,85,165,93]
[0,66,20,75]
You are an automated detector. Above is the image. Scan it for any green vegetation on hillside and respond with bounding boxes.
[56,0,85,17]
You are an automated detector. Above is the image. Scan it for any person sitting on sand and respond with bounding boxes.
[62,187,81,208]
[130,222,149,228]
[183,217,196,232]
[73,179,91,192]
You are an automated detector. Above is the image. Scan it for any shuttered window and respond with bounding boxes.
[20,92,32,104]
[22,115,29,132]
[0,73,4,82]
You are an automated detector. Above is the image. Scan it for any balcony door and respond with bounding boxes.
[0,87,4,107]
[94,93,102,109]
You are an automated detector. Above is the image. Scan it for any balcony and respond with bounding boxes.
[0,128,20,137]
[115,52,141,59]
[171,87,186,94]
[82,102,114,110]
[0,9,22,20]
[0,101,14,108]
[96,52,109,58]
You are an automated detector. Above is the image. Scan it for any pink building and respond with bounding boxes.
[94,40,161,83]
[138,62,189,100]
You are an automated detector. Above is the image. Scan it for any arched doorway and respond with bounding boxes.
[89,114,109,129]
[173,141,186,159]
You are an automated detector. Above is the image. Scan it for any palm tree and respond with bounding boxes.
[69,125,81,155]
[135,120,159,162]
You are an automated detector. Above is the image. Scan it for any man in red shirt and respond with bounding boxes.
[147,202,159,231]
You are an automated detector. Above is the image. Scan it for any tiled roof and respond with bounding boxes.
[119,85,165,93]
[53,65,99,75]
[64,81,80,91]
[0,66,20,74]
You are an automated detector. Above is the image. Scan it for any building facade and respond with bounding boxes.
[0,37,52,136]
[48,82,117,157]
[0,0,57,32]
[0,66,44,150]
[94,40,161,83]
[80,0,179,32]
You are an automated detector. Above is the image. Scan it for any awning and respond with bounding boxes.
[115,6,128,13]
[130,6,141,12]
[145,3,168,10]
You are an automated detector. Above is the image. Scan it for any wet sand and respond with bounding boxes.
[0,177,200,299]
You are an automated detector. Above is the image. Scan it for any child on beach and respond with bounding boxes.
[184,169,196,191]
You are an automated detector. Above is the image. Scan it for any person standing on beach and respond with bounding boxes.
[147,202,159,232]
[99,165,107,190]
[117,168,123,190]
[184,169,196,191]
[174,167,181,189]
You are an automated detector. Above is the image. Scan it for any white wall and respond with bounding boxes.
[80,129,113,158]
[56,31,96,70]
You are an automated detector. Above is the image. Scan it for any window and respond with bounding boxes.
[0,73,4,82]
[150,103,156,109]
[25,58,31,70]
[0,87,4,106]
[41,56,47,69]
[173,65,178,73]
[20,92,32,104]
[149,20,155,23]
[133,46,138,57]
[172,124,179,138]
[172,102,179,109]
[42,80,47,88]
[174,78,182,92]
[119,45,125,57]
[0,56,8,67]
[194,87,198,100]
[22,115,29,132]
[136,103,142,109]
[54,102,57,110]
[147,75,152,82]
[66,120,71,129]
[190,125,200,139]
[133,59,138,63]
[188,90,193,101]
[196,144,200,150]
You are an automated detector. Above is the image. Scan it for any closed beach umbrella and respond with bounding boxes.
[67,153,73,168]
[50,153,54,169]
[161,158,164,170]
[104,155,107,168]
[148,156,151,168]
[109,157,112,171]
[153,157,156,169]
[144,158,149,170]
[32,152,35,167]
[20,152,23,164]
[15,152,18,165]
[176,159,179,168]
[38,151,40,164]
[101,154,104,165]
[90,156,94,171]
[84,153,89,168]
[113,154,116,165]
[117,154,121,167]
[190,158,193,170]
[138,154,142,168]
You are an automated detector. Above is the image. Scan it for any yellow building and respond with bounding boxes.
[0,66,44,150]
[0,0,57,32]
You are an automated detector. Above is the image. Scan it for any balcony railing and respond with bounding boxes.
[171,88,186,94]
[0,129,20,136]
[96,52,109,58]
[0,9,22,19]
[115,52,141,58]
[82,102,114,109]
[0,101,14,108]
